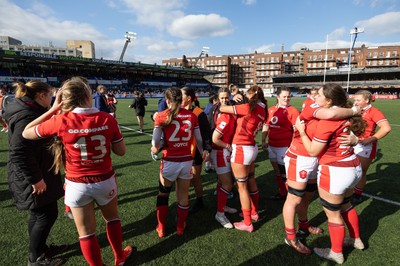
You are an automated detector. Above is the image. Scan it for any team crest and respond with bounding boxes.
[299,170,308,179]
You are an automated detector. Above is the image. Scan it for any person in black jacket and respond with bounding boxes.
[129,91,147,132]
[4,81,67,266]
[181,87,212,214]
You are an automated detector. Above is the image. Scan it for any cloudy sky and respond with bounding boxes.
[1,0,399,64]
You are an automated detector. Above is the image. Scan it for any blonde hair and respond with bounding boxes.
[60,77,92,112]
[13,80,51,99]
[355,89,373,103]
[52,76,92,173]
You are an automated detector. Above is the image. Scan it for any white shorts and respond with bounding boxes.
[284,154,318,183]
[64,176,118,208]
[210,148,231,175]
[231,144,258,166]
[354,142,378,159]
[161,160,193,182]
[268,146,288,165]
[318,162,362,195]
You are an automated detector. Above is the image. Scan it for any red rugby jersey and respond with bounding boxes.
[154,107,199,161]
[36,108,123,181]
[232,102,267,145]
[313,119,355,165]
[288,101,321,156]
[212,113,236,150]
[266,104,299,147]
[359,105,387,140]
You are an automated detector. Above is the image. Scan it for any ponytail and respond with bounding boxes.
[162,87,182,127]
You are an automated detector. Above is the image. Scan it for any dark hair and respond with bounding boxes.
[246,85,268,118]
[276,86,290,96]
[14,80,51,100]
[208,92,218,104]
[163,87,182,127]
[321,83,348,108]
[321,83,366,136]
[181,86,200,107]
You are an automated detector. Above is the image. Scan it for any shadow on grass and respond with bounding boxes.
[0,188,12,203]
[113,160,152,170]
[356,161,400,247]
[125,140,151,146]
[238,235,357,265]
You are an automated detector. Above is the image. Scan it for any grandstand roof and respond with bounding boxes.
[0,50,217,79]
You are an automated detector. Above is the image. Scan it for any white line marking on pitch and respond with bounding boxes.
[120,125,153,137]
[362,193,400,207]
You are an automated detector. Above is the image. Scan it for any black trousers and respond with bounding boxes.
[28,201,59,261]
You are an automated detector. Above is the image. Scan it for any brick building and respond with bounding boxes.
[162,45,400,91]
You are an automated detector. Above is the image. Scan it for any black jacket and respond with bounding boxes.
[4,96,64,210]
[130,96,147,115]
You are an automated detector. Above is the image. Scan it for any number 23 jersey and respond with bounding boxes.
[154,107,199,161]
[36,108,123,180]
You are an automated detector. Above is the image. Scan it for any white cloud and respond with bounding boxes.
[355,11,400,36]
[121,0,186,30]
[0,0,123,60]
[145,39,194,53]
[28,0,55,17]
[250,44,275,53]
[168,14,234,39]
[242,0,257,5]
[327,27,346,40]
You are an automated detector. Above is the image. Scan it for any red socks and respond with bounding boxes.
[354,186,363,196]
[249,190,259,216]
[328,222,345,253]
[156,205,169,230]
[285,227,296,241]
[177,204,189,230]
[298,219,310,231]
[106,220,123,261]
[275,175,287,196]
[217,186,229,213]
[342,207,360,238]
[79,234,102,266]
[242,209,252,226]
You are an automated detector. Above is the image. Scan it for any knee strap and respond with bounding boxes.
[288,186,306,197]
[305,183,318,192]
[320,197,341,211]
[235,176,248,183]
[159,181,172,194]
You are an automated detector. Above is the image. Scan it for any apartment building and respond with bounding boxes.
[162,45,400,90]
